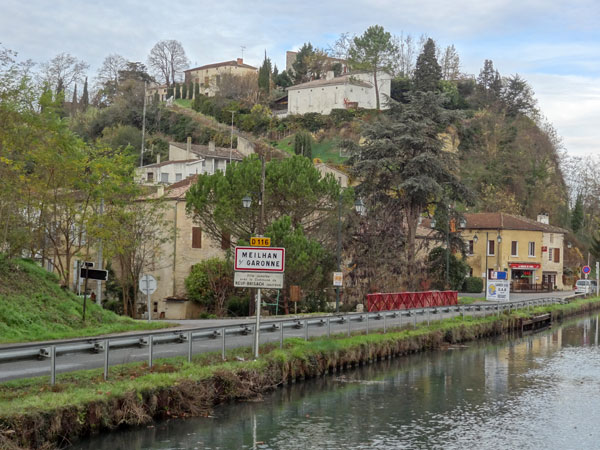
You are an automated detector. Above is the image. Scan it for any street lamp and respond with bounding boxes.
[354,198,366,216]
[242,195,252,209]
[430,218,437,229]
[497,234,502,243]
[473,234,479,243]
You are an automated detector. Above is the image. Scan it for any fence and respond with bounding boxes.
[0,296,578,386]
[366,290,458,312]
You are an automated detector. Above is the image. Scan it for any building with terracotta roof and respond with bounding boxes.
[287,71,391,115]
[459,212,568,290]
[184,58,257,97]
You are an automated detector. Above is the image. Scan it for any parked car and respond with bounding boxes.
[575,279,597,294]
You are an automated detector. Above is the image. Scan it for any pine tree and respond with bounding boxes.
[194,82,200,99]
[258,51,272,96]
[572,193,584,233]
[182,83,187,99]
[414,38,442,92]
[294,131,313,159]
[81,77,89,111]
[175,83,181,99]
[188,82,193,99]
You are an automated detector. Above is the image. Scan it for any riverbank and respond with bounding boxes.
[2,297,600,449]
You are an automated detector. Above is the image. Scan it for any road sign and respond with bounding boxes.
[250,237,271,247]
[234,272,283,289]
[83,261,94,268]
[234,247,285,272]
[139,274,157,295]
[333,272,343,287]
[80,268,108,281]
[486,279,510,301]
[582,265,591,275]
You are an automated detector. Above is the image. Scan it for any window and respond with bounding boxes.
[528,242,535,257]
[487,239,495,256]
[175,173,182,182]
[147,172,154,182]
[161,173,169,183]
[221,232,231,250]
[468,240,474,255]
[550,233,554,243]
[511,241,518,257]
[192,227,202,249]
[549,247,553,261]
[554,248,560,263]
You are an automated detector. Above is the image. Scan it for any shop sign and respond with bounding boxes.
[542,246,548,252]
[486,279,510,301]
[509,263,540,269]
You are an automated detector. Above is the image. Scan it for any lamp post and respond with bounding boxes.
[228,111,235,164]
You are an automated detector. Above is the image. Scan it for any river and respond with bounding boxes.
[72,314,600,449]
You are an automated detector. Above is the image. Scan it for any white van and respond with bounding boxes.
[575,279,597,294]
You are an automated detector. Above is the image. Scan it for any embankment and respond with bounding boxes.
[2,297,599,450]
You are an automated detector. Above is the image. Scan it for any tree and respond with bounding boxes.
[292,43,315,84]
[439,44,461,81]
[182,82,188,99]
[185,155,344,245]
[348,92,472,290]
[71,83,78,114]
[572,193,584,234]
[476,59,503,106]
[428,247,470,290]
[185,258,234,317]
[216,72,259,104]
[414,38,441,92]
[294,131,313,159]
[175,83,181,99]
[273,70,293,89]
[41,53,89,96]
[258,51,272,96]
[501,74,537,117]
[348,25,399,110]
[147,39,189,86]
[97,54,127,85]
[81,77,89,111]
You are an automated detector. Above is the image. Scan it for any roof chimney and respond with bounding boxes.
[237,58,243,65]
[186,136,191,160]
[537,212,549,224]
[208,141,216,152]
[157,154,161,164]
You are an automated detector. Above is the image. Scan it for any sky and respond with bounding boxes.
[1,0,599,158]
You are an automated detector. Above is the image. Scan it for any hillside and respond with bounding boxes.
[274,134,349,164]
[0,256,171,344]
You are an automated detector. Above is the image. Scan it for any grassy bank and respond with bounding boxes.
[0,257,173,344]
[2,297,600,449]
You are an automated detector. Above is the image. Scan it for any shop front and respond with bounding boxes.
[510,263,541,290]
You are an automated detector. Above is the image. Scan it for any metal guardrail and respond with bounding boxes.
[0,296,578,385]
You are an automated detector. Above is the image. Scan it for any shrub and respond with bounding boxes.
[462,277,483,293]
[299,292,332,313]
[330,108,354,124]
[226,295,250,317]
[300,112,325,132]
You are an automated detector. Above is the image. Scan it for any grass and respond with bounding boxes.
[275,134,349,164]
[458,296,481,305]
[0,257,174,344]
[174,98,193,108]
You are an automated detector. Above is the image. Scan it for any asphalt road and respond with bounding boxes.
[0,291,576,383]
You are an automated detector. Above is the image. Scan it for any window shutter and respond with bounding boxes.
[554,248,560,263]
[192,227,202,248]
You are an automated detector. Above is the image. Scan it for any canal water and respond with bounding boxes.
[72,315,600,449]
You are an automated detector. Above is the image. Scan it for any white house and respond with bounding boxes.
[287,71,392,116]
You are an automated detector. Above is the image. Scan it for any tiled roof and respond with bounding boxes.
[287,73,372,90]
[462,213,568,233]
[141,159,201,169]
[146,175,199,200]
[185,60,257,72]
[170,142,244,160]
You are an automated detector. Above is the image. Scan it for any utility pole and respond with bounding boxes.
[228,110,235,164]
[139,81,147,168]
[96,198,104,306]
[254,149,267,359]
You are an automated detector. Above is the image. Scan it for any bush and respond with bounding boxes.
[299,292,332,313]
[226,295,250,317]
[330,108,354,124]
[462,277,483,293]
[300,112,325,132]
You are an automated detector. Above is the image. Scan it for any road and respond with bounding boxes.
[0,292,575,383]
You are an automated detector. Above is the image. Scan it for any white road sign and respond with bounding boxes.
[333,272,343,287]
[486,279,510,301]
[234,247,285,272]
[139,274,157,295]
[234,272,284,289]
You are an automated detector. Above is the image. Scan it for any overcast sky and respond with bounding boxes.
[2,0,598,158]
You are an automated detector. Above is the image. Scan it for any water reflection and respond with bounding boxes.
[72,315,600,450]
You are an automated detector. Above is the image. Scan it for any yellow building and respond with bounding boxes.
[184,58,257,97]
[460,213,567,290]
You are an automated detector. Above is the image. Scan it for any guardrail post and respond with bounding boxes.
[50,345,56,386]
[148,336,153,369]
[413,312,417,328]
[221,327,226,361]
[327,318,331,338]
[304,320,308,341]
[366,314,369,335]
[383,313,387,333]
[187,331,193,362]
[497,302,499,317]
[427,308,430,325]
[399,311,402,328]
[103,339,109,380]
[280,323,284,349]
[347,315,351,337]
[461,306,464,320]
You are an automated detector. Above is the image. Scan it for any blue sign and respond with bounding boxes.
[583,265,591,274]
[496,271,507,280]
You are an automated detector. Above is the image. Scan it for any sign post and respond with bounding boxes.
[597,262,599,296]
[234,245,285,359]
[582,265,591,280]
[486,279,510,301]
[139,274,157,322]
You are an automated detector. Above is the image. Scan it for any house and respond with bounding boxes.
[184,58,258,97]
[136,155,203,185]
[460,213,567,290]
[314,163,349,188]
[168,140,244,172]
[145,83,169,103]
[143,176,229,319]
[286,71,392,115]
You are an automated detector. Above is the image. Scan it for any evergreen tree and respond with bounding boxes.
[194,82,200,99]
[188,82,193,99]
[167,86,174,99]
[175,83,181,99]
[182,82,187,99]
[71,83,78,115]
[413,38,442,92]
[348,25,399,110]
[292,43,315,84]
[572,193,584,233]
[81,77,89,111]
[591,232,600,261]
[294,131,313,159]
[476,59,503,106]
[258,51,272,96]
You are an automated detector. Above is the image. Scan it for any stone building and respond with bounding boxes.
[184,58,257,97]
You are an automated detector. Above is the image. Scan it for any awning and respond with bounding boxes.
[510,263,541,269]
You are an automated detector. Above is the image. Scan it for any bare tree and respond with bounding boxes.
[147,40,189,86]
[97,53,127,84]
[41,53,89,94]
[397,32,417,77]
[328,32,354,61]
[439,45,461,80]
[216,72,259,104]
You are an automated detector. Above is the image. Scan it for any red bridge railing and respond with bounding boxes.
[366,291,458,312]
